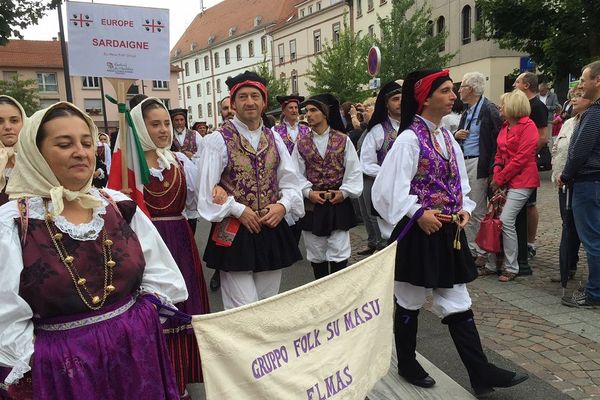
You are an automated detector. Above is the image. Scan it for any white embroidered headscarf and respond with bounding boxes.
[130,97,178,169]
[0,95,26,191]
[6,101,102,215]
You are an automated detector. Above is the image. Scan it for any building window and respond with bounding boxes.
[207,102,213,118]
[313,30,321,54]
[184,62,189,76]
[317,2,321,10]
[196,83,201,97]
[278,43,285,64]
[204,55,209,71]
[214,52,220,68]
[194,58,200,73]
[162,99,170,109]
[332,23,341,43]
[367,0,374,11]
[290,40,297,61]
[225,48,230,64]
[188,106,193,120]
[426,20,434,36]
[178,88,182,99]
[186,86,191,99]
[206,81,211,95]
[37,72,58,92]
[280,72,286,80]
[236,44,242,61]
[291,70,298,94]
[436,16,446,52]
[198,104,203,118]
[356,0,362,17]
[248,40,255,58]
[300,8,305,17]
[462,5,472,45]
[368,24,375,38]
[308,5,313,14]
[84,99,103,116]
[261,36,267,54]
[216,79,221,93]
[81,76,100,88]
[152,80,169,89]
[474,5,482,41]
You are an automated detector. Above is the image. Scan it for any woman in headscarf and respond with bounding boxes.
[129,97,210,398]
[0,102,186,399]
[0,96,26,205]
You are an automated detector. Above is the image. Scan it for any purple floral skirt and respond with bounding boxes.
[32,295,179,400]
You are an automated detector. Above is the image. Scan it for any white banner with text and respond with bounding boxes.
[192,243,396,400]
[66,1,169,80]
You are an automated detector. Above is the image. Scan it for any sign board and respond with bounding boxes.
[568,74,580,89]
[367,46,381,77]
[369,78,381,90]
[519,56,536,73]
[193,243,396,400]
[66,1,169,80]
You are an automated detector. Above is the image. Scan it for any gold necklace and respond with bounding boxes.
[44,202,117,311]
[144,166,181,197]
[144,167,184,211]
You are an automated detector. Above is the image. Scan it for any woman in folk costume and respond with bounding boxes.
[0,102,186,399]
[0,96,26,400]
[130,97,210,398]
[0,96,26,205]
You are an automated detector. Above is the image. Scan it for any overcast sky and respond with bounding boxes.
[21,0,224,49]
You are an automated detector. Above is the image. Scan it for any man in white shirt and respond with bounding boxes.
[359,79,402,253]
[272,95,311,155]
[372,69,527,395]
[169,108,203,162]
[196,71,304,309]
[292,93,363,279]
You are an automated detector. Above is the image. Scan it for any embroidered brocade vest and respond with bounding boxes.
[296,129,346,191]
[143,162,187,218]
[273,122,311,154]
[409,117,463,214]
[376,118,398,166]
[172,129,198,156]
[219,121,280,211]
[18,200,145,319]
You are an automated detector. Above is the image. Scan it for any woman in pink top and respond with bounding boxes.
[481,90,540,281]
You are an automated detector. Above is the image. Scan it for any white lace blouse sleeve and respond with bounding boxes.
[360,124,385,177]
[192,133,204,163]
[104,189,188,305]
[195,132,245,221]
[340,137,363,199]
[103,143,112,173]
[292,143,312,198]
[372,129,422,226]
[175,152,200,217]
[274,133,305,221]
[0,202,34,385]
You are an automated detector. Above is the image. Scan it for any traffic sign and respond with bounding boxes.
[367,46,381,77]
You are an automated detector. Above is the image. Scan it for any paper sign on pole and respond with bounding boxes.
[66,1,169,80]
[192,243,396,400]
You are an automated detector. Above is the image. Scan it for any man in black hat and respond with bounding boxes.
[196,70,304,309]
[272,95,310,154]
[292,93,363,279]
[358,79,403,255]
[372,69,528,395]
[169,108,203,161]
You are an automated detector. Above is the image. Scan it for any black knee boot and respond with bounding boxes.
[443,310,528,394]
[394,306,435,388]
[311,262,329,279]
[329,259,348,273]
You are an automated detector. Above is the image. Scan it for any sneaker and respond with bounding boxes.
[527,244,536,260]
[561,292,600,308]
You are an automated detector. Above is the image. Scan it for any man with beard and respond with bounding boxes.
[293,93,362,279]
[196,71,304,309]
[169,108,203,161]
[372,69,528,395]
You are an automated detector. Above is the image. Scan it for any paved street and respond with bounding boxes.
[190,172,600,399]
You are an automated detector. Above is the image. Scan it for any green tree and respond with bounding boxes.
[306,25,372,103]
[376,0,455,83]
[0,0,62,45]
[476,0,600,94]
[0,75,40,116]
[252,57,289,111]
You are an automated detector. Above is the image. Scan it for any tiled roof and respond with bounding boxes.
[0,40,63,69]
[0,39,182,73]
[170,0,298,60]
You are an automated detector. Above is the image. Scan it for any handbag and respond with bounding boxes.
[537,145,552,171]
[476,197,504,253]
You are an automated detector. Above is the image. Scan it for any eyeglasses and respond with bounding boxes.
[459,85,471,90]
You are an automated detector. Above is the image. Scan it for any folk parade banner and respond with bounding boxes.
[192,243,396,400]
[66,1,170,81]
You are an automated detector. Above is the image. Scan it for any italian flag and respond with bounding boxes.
[107,110,151,216]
